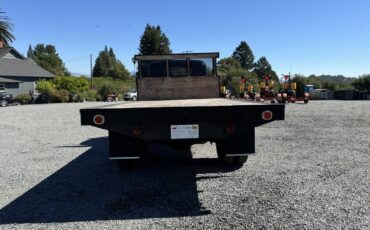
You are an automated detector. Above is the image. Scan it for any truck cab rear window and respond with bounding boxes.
[141,60,167,78]
[190,58,213,76]
[169,59,187,77]
[140,58,214,78]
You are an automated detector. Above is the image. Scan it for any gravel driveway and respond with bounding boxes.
[0,101,369,229]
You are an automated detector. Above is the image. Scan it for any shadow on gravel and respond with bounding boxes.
[0,137,240,224]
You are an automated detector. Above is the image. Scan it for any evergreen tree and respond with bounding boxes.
[218,57,241,70]
[218,57,259,96]
[253,56,278,82]
[27,44,34,58]
[30,44,69,76]
[93,46,130,80]
[232,41,254,70]
[138,24,172,55]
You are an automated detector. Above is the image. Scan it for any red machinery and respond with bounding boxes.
[239,76,259,100]
[259,75,277,103]
[277,75,309,103]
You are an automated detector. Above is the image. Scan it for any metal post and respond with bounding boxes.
[90,54,93,90]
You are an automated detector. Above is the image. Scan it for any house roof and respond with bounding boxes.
[0,48,13,57]
[0,47,25,59]
[0,76,22,83]
[0,47,55,78]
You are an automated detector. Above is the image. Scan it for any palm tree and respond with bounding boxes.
[0,10,15,46]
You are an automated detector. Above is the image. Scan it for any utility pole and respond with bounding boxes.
[90,54,93,90]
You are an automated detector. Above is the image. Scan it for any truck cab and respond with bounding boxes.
[135,53,220,100]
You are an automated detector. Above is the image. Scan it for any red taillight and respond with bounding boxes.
[132,127,143,136]
[93,114,105,125]
[262,110,273,121]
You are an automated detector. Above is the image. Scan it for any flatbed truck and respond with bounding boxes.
[80,52,285,169]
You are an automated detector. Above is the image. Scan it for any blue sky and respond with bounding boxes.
[2,0,370,77]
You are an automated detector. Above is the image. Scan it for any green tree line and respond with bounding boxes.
[291,74,370,93]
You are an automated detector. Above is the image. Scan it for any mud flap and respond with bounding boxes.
[216,128,255,156]
[108,131,147,159]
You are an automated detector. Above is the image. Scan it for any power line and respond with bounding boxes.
[66,63,90,68]
[64,55,90,63]
[69,72,91,76]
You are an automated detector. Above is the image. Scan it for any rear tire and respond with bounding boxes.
[132,96,137,101]
[304,99,308,104]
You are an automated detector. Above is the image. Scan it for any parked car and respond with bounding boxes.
[0,93,14,107]
[123,91,137,101]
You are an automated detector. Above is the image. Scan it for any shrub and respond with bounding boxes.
[54,76,90,93]
[51,89,70,102]
[15,94,33,104]
[78,90,99,102]
[36,76,135,103]
[98,83,119,99]
[92,77,135,99]
[34,93,52,104]
[36,79,56,95]
[291,75,307,93]
[220,69,261,96]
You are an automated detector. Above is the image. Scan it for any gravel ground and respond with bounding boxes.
[0,101,369,229]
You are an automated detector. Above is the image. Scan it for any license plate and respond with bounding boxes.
[170,124,199,139]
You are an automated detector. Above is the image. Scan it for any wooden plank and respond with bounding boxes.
[89,98,264,109]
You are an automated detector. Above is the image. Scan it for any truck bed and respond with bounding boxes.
[81,98,284,141]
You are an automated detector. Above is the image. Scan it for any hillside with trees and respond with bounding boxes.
[291,74,358,93]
